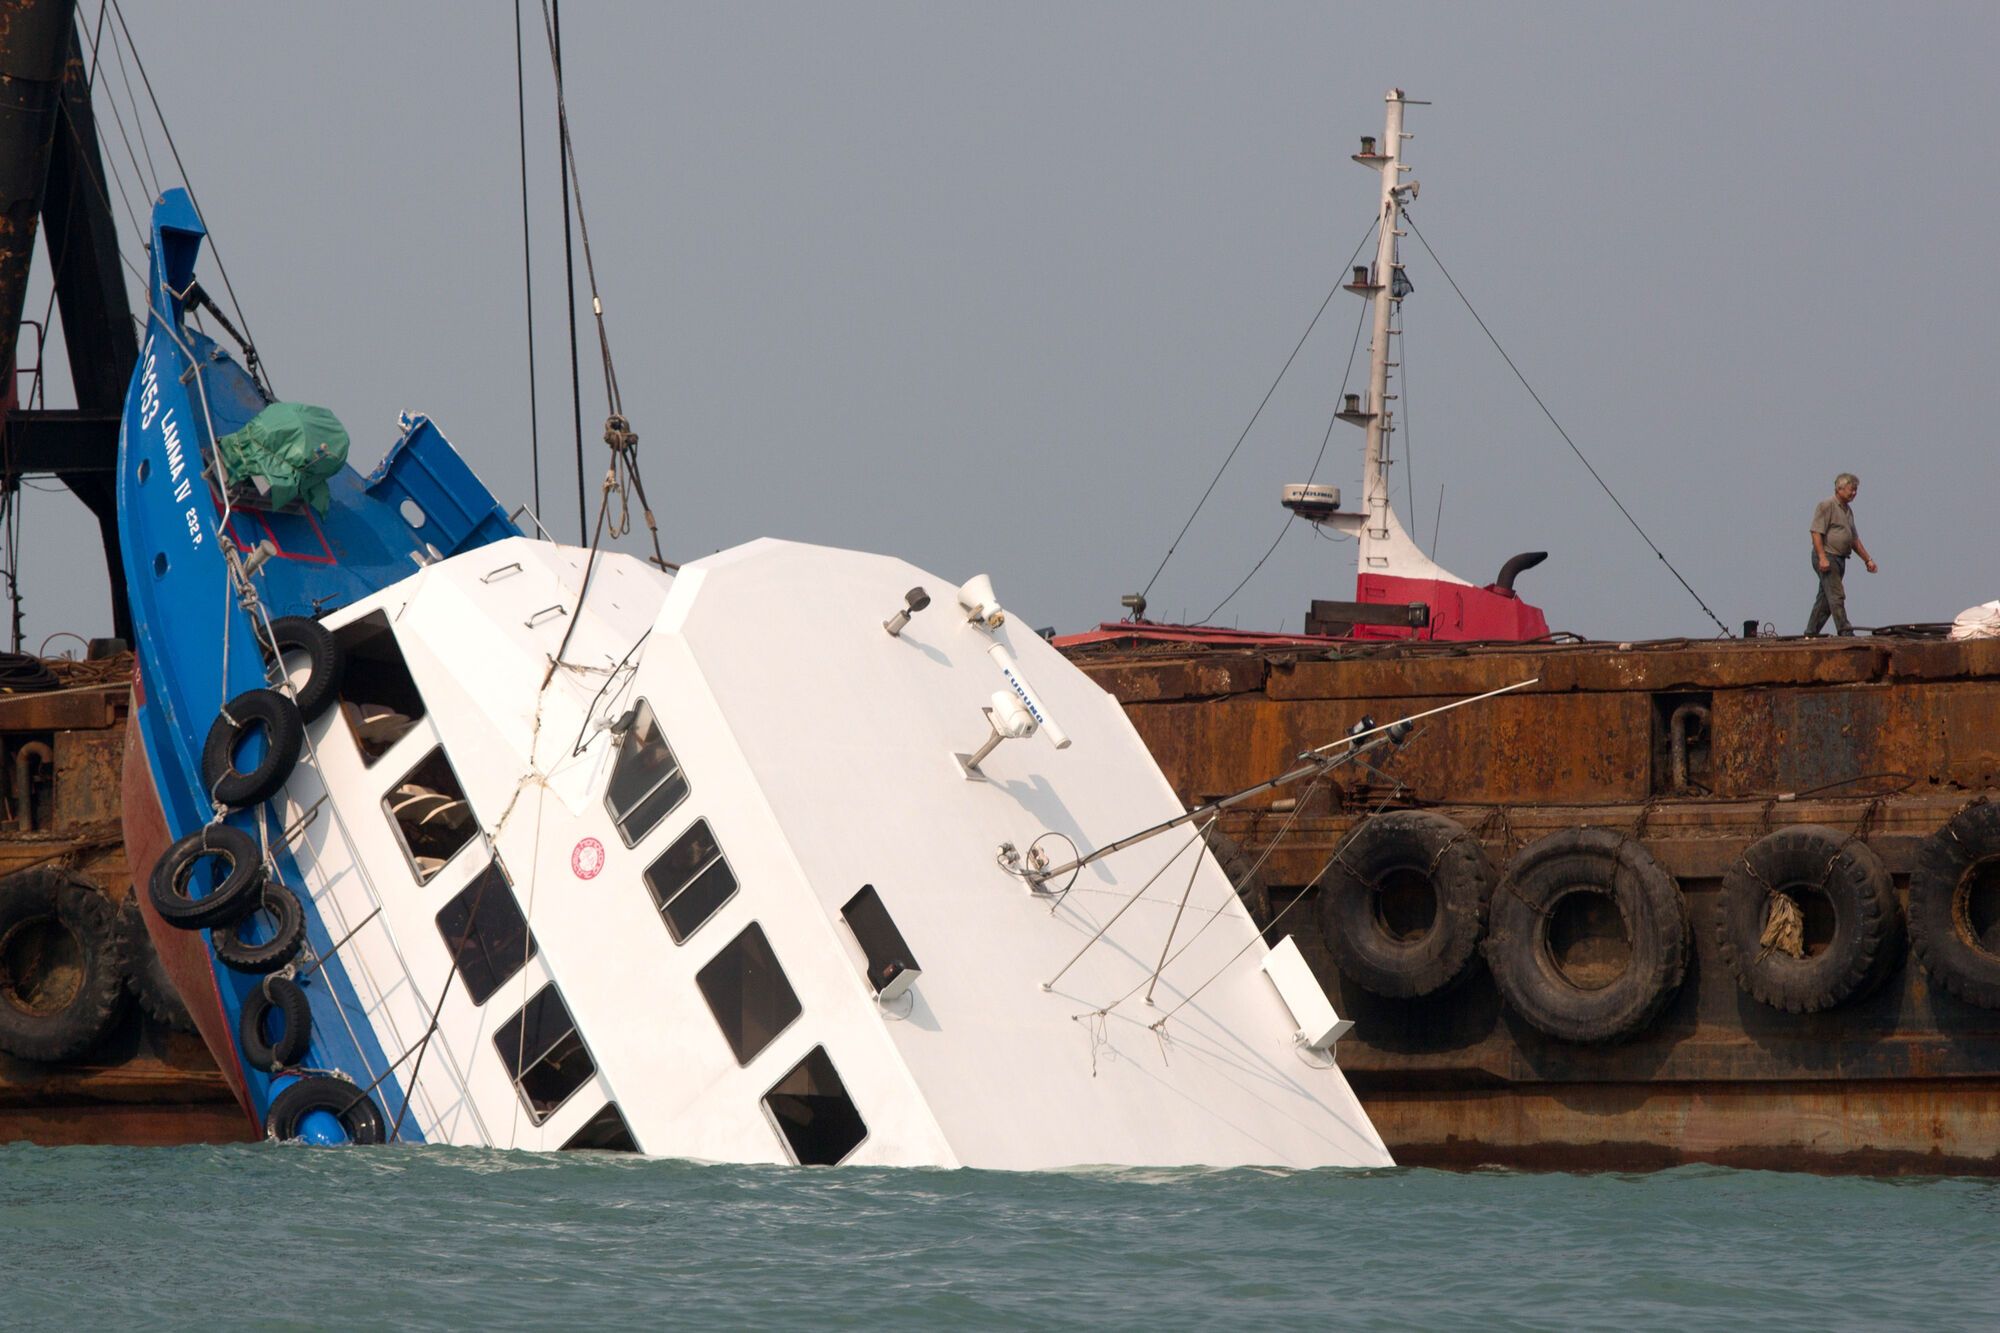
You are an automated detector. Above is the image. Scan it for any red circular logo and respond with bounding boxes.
[571,836,606,880]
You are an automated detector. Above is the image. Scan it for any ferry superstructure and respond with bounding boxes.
[119,188,1391,1168]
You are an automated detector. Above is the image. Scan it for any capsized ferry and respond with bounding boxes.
[117,189,1390,1167]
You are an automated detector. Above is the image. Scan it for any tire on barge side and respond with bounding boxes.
[116,895,196,1032]
[1910,800,2000,1010]
[0,870,127,1063]
[1484,827,1688,1044]
[1317,810,1493,997]
[1714,825,1902,1013]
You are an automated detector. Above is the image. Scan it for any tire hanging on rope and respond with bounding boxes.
[239,973,312,1073]
[265,1073,385,1145]
[201,688,304,809]
[1715,825,1901,1013]
[1485,827,1688,1044]
[264,616,345,723]
[1317,810,1493,998]
[0,870,126,1063]
[214,882,307,975]
[150,823,266,930]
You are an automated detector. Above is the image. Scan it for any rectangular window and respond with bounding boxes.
[643,818,737,944]
[604,700,689,846]
[696,923,801,1066]
[384,746,477,883]
[434,860,536,1006]
[494,984,596,1125]
[334,611,426,764]
[763,1047,867,1166]
[840,884,922,999]
[561,1103,639,1153]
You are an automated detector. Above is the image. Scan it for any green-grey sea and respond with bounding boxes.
[0,1145,1994,1329]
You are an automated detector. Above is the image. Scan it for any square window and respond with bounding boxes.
[604,700,689,846]
[695,923,801,1066]
[763,1046,867,1166]
[334,612,426,765]
[494,984,596,1125]
[644,819,737,944]
[434,860,537,1006]
[384,747,477,883]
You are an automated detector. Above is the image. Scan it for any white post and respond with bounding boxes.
[1348,89,1460,589]
[1362,92,1402,567]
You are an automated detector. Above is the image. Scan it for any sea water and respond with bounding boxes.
[0,1145,1994,1330]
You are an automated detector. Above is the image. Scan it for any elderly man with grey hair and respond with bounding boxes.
[1806,472,1877,635]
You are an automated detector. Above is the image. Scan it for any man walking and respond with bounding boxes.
[1806,472,1877,636]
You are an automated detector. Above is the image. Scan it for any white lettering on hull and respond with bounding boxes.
[136,335,204,551]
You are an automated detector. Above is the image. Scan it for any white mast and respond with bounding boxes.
[1337,89,1464,589]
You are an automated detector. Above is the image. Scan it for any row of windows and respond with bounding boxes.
[435,845,862,1162]
[488,978,865,1165]
[331,619,868,1163]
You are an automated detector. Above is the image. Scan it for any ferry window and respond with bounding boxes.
[334,611,425,764]
[763,1046,866,1166]
[495,984,596,1125]
[561,1103,639,1153]
[434,860,536,1005]
[384,746,477,883]
[696,923,801,1066]
[644,818,737,944]
[604,700,688,846]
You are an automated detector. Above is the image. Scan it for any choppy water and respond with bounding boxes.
[1,1146,1995,1330]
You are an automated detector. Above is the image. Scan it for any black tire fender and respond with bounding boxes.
[201,688,304,810]
[1910,801,2000,1010]
[0,870,127,1063]
[214,881,308,975]
[265,1073,386,1145]
[116,896,195,1032]
[150,823,266,930]
[1317,810,1493,998]
[1715,825,1901,1013]
[1485,827,1688,1044]
[239,973,312,1072]
[266,615,344,724]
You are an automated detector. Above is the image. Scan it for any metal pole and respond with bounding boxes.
[1359,90,1404,572]
[1023,676,1539,885]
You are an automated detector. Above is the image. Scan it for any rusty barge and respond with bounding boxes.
[1057,89,2000,1174]
[0,1,245,1145]
[1064,631,2000,1173]
[0,652,244,1145]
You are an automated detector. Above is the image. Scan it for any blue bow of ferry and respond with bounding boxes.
[118,188,520,1141]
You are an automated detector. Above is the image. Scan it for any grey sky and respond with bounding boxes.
[18,2,2000,650]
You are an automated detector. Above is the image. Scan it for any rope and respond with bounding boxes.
[1400,210,1729,637]
[514,0,543,521]
[1153,789,1403,1030]
[107,0,272,396]
[546,0,586,541]
[534,2,673,572]
[1137,219,1379,608]
[1197,288,1373,625]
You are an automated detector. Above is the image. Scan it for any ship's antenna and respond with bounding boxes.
[1351,88,1431,585]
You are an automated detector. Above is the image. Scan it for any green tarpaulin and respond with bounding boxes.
[213,402,350,514]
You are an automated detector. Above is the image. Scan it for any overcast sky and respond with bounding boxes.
[18,1,2000,650]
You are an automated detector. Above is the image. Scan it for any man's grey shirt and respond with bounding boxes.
[1811,497,1858,557]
